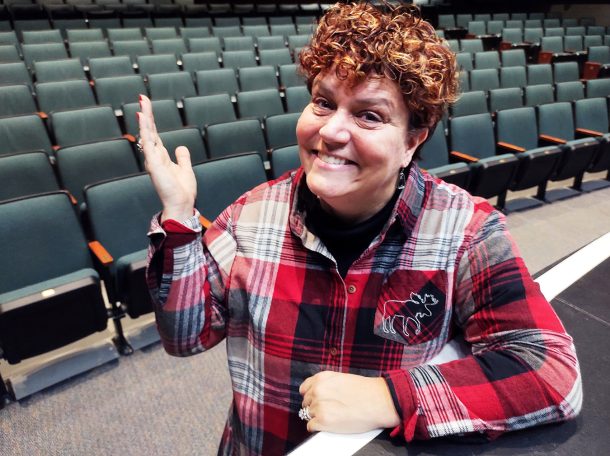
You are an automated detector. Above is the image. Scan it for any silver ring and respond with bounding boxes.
[136,136,144,153]
[298,406,312,422]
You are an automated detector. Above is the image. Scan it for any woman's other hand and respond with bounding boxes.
[299,371,400,433]
[137,94,196,223]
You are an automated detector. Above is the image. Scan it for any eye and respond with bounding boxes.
[358,111,383,123]
[313,97,332,110]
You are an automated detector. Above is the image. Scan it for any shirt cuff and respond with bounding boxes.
[383,369,421,442]
[148,210,202,249]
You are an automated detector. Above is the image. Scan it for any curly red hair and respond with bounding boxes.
[299,1,458,131]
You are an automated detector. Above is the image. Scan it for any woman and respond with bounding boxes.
[139,2,581,455]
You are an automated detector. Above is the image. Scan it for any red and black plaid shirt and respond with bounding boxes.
[147,164,581,455]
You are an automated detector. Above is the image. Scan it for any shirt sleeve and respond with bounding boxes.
[146,208,237,356]
[384,201,582,441]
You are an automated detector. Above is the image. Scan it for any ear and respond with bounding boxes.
[401,128,429,167]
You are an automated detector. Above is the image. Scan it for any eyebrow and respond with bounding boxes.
[313,80,396,110]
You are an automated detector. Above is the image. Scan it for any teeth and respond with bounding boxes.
[318,152,349,165]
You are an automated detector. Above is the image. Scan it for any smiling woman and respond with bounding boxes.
[138,2,581,455]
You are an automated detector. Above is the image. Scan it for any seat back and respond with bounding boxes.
[89,56,135,79]
[588,45,610,64]
[112,39,151,62]
[541,36,563,53]
[0,114,53,157]
[108,27,143,41]
[148,71,197,101]
[145,26,178,40]
[137,53,179,75]
[223,36,255,52]
[158,127,207,164]
[527,64,553,85]
[69,41,112,66]
[553,61,580,83]
[456,52,473,72]
[524,83,554,107]
[183,93,236,128]
[500,66,527,88]
[450,90,488,117]
[94,75,147,111]
[450,113,496,159]
[470,68,500,91]
[537,102,576,141]
[0,84,37,117]
[285,85,310,113]
[85,173,161,261]
[418,124,449,169]
[151,37,187,55]
[0,151,59,202]
[36,79,96,113]
[181,51,220,75]
[196,68,238,96]
[238,65,279,91]
[193,152,268,220]
[555,81,585,102]
[489,87,523,112]
[123,99,182,136]
[22,42,68,69]
[496,107,539,150]
[586,78,610,98]
[51,105,122,148]
[256,35,285,50]
[56,139,140,203]
[264,112,300,149]
[460,38,484,53]
[236,88,284,119]
[271,145,300,179]
[0,192,93,293]
[501,49,527,67]
[188,36,222,55]
[34,58,86,83]
[574,97,609,134]
[258,48,292,67]
[279,63,305,88]
[474,51,501,69]
[0,62,32,88]
[206,119,267,160]
[222,49,257,69]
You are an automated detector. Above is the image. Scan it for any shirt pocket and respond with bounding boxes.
[373,269,449,348]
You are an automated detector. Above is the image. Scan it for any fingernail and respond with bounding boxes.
[136,112,140,121]
[139,94,143,102]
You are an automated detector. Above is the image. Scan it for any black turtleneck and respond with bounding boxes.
[299,181,400,278]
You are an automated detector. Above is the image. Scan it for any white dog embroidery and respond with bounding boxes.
[381,292,439,338]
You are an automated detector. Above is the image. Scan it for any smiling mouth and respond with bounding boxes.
[314,151,355,166]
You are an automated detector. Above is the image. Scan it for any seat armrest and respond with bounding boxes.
[199,215,212,230]
[575,127,603,138]
[450,150,479,163]
[539,134,567,145]
[497,141,526,153]
[89,241,114,266]
[37,111,48,120]
[583,61,601,80]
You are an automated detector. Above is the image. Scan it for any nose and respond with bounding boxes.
[318,110,351,146]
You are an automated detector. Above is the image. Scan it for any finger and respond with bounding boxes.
[138,94,159,144]
[299,376,313,396]
[302,389,314,408]
[175,146,192,169]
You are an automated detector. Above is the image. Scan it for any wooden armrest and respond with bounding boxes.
[67,192,77,205]
[575,127,603,137]
[538,51,552,64]
[37,111,48,120]
[497,141,526,153]
[123,134,136,143]
[539,134,567,145]
[199,215,212,230]
[450,150,478,163]
[89,241,113,266]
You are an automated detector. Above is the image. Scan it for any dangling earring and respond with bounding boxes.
[397,168,406,190]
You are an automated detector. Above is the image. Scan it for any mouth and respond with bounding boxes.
[313,150,356,166]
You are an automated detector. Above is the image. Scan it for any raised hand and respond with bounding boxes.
[137,94,197,222]
[299,371,400,434]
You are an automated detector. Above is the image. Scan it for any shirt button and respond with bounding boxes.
[347,284,357,294]
[330,347,338,356]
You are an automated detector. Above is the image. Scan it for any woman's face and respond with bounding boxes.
[296,71,427,223]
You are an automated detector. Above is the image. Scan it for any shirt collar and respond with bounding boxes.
[288,163,426,243]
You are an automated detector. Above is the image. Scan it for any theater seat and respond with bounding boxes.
[0,192,109,365]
